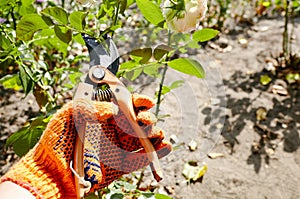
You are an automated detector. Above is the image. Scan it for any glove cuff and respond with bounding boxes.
[1,144,77,199]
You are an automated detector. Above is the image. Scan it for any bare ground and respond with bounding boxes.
[1,17,300,198]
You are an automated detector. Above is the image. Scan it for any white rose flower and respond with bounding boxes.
[77,0,96,7]
[163,0,208,33]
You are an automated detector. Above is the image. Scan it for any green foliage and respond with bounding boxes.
[193,28,219,42]
[168,58,205,78]
[85,180,173,199]
[136,0,165,26]
[5,115,52,156]
[0,0,220,197]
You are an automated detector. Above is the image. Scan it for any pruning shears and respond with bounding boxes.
[72,35,162,198]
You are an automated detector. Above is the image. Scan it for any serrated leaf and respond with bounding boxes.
[41,7,68,25]
[16,14,49,41]
[193,28,219,42]
[130,48,152,64]
[168,58,205,78]
[54,25,72,43]
[136,0,164,25]
[0,74,22,90]
[69,11,87,31]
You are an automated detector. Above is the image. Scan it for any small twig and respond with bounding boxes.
[155,31,172,116]
[136,168,146,189]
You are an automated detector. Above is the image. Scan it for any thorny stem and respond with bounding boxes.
[155,30,172,116]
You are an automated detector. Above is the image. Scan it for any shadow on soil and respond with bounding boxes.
[203,70,300,173]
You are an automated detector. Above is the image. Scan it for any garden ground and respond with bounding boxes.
[1,16,299,199]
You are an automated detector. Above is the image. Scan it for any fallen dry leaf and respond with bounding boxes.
[256,107,267,121]
[271,85,288,96]
[188,140,197,151]
[182,161,207,183]
[207,152,224,159]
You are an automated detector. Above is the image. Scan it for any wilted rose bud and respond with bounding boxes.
[77,0,96,7]
[163,0,207,33]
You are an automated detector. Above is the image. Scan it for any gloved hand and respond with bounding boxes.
[0,94,172,199]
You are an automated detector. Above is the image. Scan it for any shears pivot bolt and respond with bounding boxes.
[91,66,105,81]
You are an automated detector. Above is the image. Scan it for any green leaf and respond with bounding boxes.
[192,28,219,42]
[0,34,11,50]
[54,25,72,43]
[125,67,143,81]
[120,60,139,70]
[262,1,271,7]
[6,127,28,149]
[111,193,124,199]
[16,14,49,41]
[19,0,35,16]
[143,64,161,77]
[69,11,87,31]
[136,0,164,25]
[73,33,86,45]
[115,180,137,192]
[130,48,152,64]
[155,193,173,199]
[260,74,272,85]
[19,65,34,95]
[6,116,46,157]
[41,7,68,25]
[69,71,83,84]
[286,73,299,84]
[0,74,22,90]
[83,192,98,199]
[139,192,155,199]
[153,44,173,61]
[182,161,207,183]
[170,80,184,89]
[161,85,171,95]
[168,58,205,78]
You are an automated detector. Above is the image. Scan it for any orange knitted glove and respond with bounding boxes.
[0,94,172,199]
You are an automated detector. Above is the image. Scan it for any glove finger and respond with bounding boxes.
[136,111,157,126]
[73,99,118,123]
[122,141,172,173]
[132,93,155,111]
[117,124,166,153]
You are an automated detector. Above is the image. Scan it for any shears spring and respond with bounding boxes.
[94,86,113,102]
